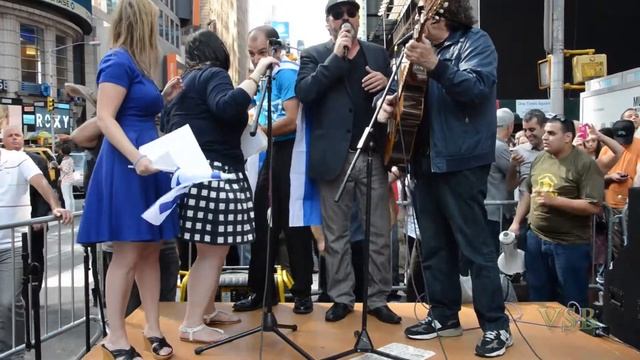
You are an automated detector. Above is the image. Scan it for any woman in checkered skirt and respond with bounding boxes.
[162,30,279,344]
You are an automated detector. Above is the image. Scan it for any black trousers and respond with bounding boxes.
[414,163,509,331]
[248,139,314,299]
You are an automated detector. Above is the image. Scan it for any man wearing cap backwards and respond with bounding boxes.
[599,119,640,256]
[376,0,514,357]
[295,0,400,325]
[510,117,603,310]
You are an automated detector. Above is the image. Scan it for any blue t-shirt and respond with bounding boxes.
[254,60,298,142]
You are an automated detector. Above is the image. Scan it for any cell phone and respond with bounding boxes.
[578,124,589,140]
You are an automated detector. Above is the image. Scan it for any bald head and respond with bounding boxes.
[2,125,24,151]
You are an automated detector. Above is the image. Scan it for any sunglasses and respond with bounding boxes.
[330,6,358,20]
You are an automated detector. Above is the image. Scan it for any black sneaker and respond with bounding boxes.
[404,316,463,340]
[475,329,513,358]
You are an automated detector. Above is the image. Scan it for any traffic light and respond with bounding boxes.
[46,96,54,112]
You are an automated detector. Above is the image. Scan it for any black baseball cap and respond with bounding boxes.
[325,0,360,15]
[612,120,635,145]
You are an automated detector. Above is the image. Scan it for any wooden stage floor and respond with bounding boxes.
[84,302,640,359]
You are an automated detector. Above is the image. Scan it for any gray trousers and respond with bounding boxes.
[0,247,24,358]
[318,153,391,309]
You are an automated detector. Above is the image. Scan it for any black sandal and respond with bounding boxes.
[143,335,174,360]
[100,344,141,360]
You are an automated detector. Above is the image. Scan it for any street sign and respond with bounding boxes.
[271,21,290,41]
[35,103,73,134]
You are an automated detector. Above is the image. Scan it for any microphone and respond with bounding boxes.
[268,38,286,49]
[340,22,353,58]
[394,32,414,48]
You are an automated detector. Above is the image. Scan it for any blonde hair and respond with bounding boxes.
[110,0,158,77]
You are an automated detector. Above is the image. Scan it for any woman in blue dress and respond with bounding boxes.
[77,0,182,359]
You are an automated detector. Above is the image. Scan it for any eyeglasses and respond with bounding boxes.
[330,6,358,20]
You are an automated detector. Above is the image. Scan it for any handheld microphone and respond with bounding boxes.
[394,32,414,47]
[268,38,286,49]
[340,22,353,58]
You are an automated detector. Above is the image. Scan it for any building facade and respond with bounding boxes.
[0,0,96,137]
[92,0,186,87]
[199,0,249,85]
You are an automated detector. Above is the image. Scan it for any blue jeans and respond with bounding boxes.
[414,164,509,331]
[525,230,591,307]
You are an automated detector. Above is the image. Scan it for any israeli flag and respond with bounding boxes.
[142,169,234,225]
[289,105,322,227]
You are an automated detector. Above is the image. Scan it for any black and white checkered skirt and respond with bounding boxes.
[179,161,255,245]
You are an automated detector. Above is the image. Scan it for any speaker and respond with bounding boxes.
[603,187,640,350]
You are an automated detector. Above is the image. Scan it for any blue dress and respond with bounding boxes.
[77,48,178,244]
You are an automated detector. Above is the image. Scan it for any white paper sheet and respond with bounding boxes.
[139,124,210,173]
[353,343,436,360]
[241,125,268,159]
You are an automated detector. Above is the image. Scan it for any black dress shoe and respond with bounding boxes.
[293,296,314,314]
[232,293,277,312]
[368,305,402,324]
[325,302,353,322]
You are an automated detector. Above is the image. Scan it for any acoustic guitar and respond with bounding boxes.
[383,0,448,169]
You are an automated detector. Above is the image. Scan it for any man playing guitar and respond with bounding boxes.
[378,0,512,357]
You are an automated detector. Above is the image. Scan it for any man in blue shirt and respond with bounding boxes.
[233,26,315,315]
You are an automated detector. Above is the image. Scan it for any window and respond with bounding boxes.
[174,21,180,47]
[20,24,44,84]
[107,0,118,14]
[158,13,165,41]
[55,35,68,91]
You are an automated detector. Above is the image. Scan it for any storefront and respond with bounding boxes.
[0,0,97,139]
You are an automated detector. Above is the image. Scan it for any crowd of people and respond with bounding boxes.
[1,0,638,359]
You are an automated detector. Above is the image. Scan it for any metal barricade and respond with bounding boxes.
[483,199,518,231]
[0,212,105,360]
[594,203,628,291]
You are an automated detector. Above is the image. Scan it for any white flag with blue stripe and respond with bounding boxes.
[289,105,322,227]
[142,169,234,225]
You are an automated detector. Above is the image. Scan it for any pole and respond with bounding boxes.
[48,49,55,154]
[550,0,564,116]
[45,41,99,153]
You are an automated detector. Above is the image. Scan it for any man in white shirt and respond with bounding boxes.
[0,126,71,355]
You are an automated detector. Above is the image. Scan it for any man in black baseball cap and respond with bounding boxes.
[325,0,360,15]
[601,118,640,260]
[298,0,398,326]
[611,119,635,145]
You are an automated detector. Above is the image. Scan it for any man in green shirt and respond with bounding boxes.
[509,116,604,307]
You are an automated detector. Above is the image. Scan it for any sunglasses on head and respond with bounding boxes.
[330,6,358,20]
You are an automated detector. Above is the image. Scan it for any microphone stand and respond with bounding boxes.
[249,70,271,137]
[196,46,313,359]
[21,232,42,360]
[323,48,408,360]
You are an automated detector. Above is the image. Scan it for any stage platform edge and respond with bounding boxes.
[83,302,640,359]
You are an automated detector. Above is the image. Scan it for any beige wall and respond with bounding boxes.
[201,0,249,85]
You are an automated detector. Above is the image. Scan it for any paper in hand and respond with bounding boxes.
[241,123,268,159]
[139,124,210,173]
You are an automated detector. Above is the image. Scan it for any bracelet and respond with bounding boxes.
[132,154,147,168]
[248,75,260,86]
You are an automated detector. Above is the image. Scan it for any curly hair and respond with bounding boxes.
[185,30,230,71]
[441,0,476,31]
